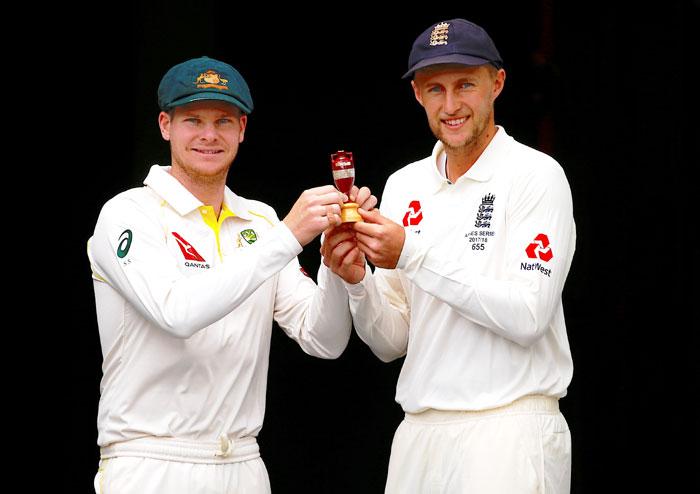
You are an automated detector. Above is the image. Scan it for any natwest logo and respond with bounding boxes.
[402,200,423,226]
[525,233,553,262]
[172,232,206,262]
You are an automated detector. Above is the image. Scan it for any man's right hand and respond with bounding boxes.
[320,224,366,284]
[283,186,347,247]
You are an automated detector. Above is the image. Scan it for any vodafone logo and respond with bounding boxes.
[402,200,423,227]
[172,232,206,262]
[525,233,553,262]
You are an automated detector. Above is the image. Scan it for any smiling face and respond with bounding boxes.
[411,64,505,157]
[158,100,247,185]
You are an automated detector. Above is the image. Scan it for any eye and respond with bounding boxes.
[184,117,200,124]
[460,82,475,89]
[217,118,233,125]
[427,85,443,94]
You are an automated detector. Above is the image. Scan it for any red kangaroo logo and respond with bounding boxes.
[172,232,206,262]
[402,200,423,226]
[525,233,553,262]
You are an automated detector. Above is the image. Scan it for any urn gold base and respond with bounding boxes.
[340,202,362,223]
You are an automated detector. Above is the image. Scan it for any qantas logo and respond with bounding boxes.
[402,200,423,227]
[171,232,206,262]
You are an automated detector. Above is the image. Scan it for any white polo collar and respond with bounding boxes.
[143,165,254,220]
[426,126,511,191]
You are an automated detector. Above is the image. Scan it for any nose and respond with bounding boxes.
[199,122,218,141]
[443,90,461,115]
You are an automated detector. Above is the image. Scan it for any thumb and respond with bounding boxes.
[358,207,386,224]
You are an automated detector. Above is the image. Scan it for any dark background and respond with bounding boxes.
[60,1,697,492]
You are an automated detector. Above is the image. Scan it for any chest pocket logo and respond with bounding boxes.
[240,229,258,244]
[402,200,423,226]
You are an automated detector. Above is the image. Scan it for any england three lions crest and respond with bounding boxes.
[474,193,495,228]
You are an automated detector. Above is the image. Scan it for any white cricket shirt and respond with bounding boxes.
[346,127,576,412]
[88,165,351,447]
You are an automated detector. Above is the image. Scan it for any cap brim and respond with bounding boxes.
[164,92,252,114]
[402,54,496,79]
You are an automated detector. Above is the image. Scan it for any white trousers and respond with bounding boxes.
[94,436,271,494]
[385,395,571,494]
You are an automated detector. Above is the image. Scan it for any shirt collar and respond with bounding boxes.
[426,125,511,190]
[425,143,448,193]
[143,165,253,220]
[222,187,254,221]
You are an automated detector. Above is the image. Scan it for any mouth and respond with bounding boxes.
[442,116,467,129]
[191,147,224,156]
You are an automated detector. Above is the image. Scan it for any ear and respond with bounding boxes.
[411,80,425,108]
[158,111,172,141]
[492,68,506,100]
[238,114,247,143]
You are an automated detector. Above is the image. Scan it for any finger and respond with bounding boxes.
[323,226,354,254]
[303,185,348,204]
[322,233,349,258]
[331,237,358,262]
[321,226,341,253]
[317,190,347,207]
[355,242,376,265]
[326,230,356,250]
[357,207,386,223]
[353,219,384,237]
[320,229,334,257]
[355,186,371,206]
[354,186,366,204]
[358,193,377,211]
[322,232,352,262]
[354,231,375,249]
[325,204,341,218]
[342,246,364,268]
[320,248,331,266]
[327,213,342,227]
[305,184,342,195]
[348,185,360,203]
[324,222,354,238]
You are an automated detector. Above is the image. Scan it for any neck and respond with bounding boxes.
[445,124,498,181]
[169,166,227,216]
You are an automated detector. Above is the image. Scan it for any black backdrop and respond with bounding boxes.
[62,2,697,492]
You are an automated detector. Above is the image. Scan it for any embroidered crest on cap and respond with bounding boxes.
[429,22,450,46]
[195,70,229,90]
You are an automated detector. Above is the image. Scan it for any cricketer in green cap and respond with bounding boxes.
[88,52,379,493]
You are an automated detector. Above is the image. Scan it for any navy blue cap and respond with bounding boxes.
[158,56,254,114]
[403,19,503,79]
